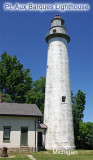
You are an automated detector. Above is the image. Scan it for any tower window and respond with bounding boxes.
[61,20,64,25]
[53,29,56,33]
[62,96,66,102]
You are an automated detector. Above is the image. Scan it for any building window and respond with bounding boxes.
[53,29,56,33]
[62,96,66,102]
[3,127,11,142]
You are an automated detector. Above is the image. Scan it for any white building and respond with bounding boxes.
[44,14,75,150]
[0,103,46,153]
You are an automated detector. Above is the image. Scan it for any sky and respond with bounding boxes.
[0,0,93,122]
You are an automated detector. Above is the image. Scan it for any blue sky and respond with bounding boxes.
[0,0,93,122]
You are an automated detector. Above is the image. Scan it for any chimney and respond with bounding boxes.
[0,93,1,103]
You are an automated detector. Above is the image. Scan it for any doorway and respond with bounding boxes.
[38,132,42,147]
[21,127,28,146]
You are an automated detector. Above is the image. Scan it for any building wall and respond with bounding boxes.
[0,116,37,148]
[50,26,66,34]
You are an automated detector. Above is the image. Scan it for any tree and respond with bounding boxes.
[85,122,93,149]
[72,89,86,148]
[26,77,45,113]
[0,92,12,103]
[72,89,86,124]
[77,121,88,148]
[0,52,32,103]
[76,121,93,149]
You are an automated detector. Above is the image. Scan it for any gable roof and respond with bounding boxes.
[0,103,42,117]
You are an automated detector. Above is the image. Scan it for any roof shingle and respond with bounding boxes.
[0,103,42,117]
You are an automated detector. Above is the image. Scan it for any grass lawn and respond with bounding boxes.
[31,150,93,160]
[0,150,93,160]
[0,154,30,160]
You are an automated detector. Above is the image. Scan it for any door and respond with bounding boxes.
[38,132,42,147]
[21,127,28,146]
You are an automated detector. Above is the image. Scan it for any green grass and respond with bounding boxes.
[31,150,93,160]
[0,154,30,160]
[0,150,93,160]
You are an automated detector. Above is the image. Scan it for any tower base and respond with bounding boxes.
[45,142,75,151]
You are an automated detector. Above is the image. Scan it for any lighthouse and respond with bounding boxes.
[44,14,75,150]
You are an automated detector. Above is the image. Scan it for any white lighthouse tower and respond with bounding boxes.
[44,14,75,150]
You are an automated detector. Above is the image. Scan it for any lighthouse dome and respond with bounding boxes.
[46,14,70,43]
[49,14,66,35]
